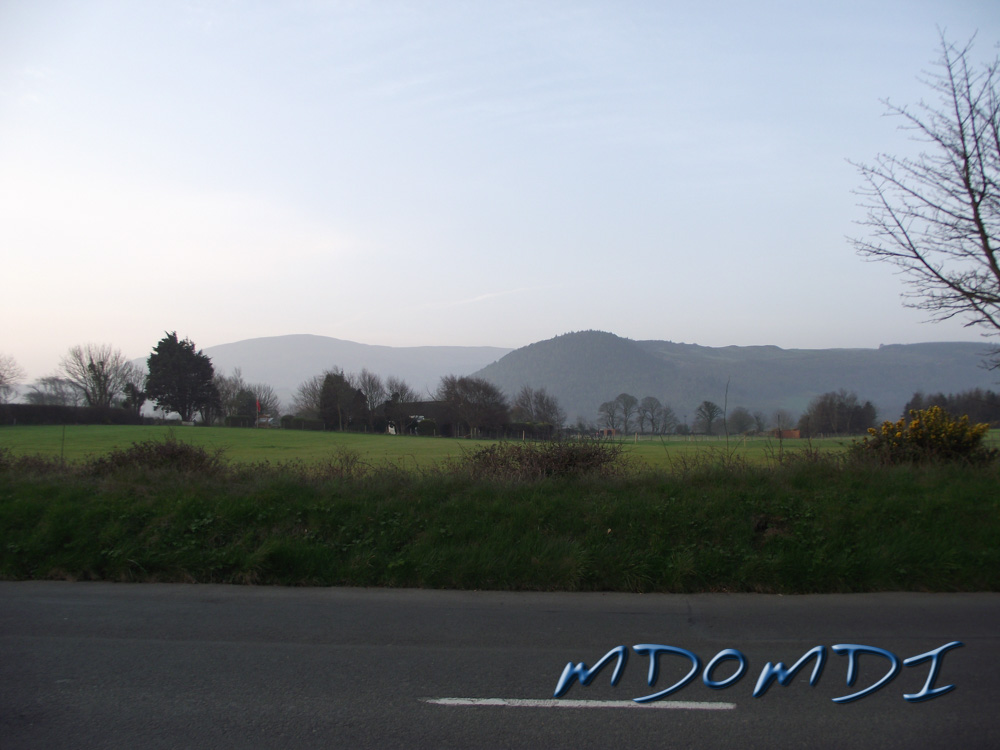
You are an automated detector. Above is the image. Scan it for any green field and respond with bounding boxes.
[0,424,858,469]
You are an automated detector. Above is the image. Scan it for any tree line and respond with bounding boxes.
[905,389,1000,427]
[0,336,569,436]
[595,389,879,437]
[5,340,996,435]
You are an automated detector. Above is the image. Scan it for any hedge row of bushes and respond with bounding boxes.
[0,404,142,426]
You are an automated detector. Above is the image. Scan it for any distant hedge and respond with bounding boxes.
[0,404,142,426]
[281,416,325,431]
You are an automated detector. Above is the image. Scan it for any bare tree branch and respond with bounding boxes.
[849,33,1000,362]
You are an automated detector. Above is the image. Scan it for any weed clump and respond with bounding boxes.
[87,436,226,476]
[0,446,67,474]
[458,440,631,480]
[849,405,996,465]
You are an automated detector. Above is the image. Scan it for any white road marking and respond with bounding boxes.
[421,698,736,710]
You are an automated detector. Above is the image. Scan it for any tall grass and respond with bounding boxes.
[1,439,997,592]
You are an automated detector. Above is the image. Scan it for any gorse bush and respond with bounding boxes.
[458,440,631,480]
[849,405,994,464]
[87,436,226,476]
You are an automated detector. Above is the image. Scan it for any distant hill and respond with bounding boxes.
[471,330,998,424]
[200,334,513,409]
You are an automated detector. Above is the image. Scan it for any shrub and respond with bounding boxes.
[849,405,995,464]
[87,436,226,476]
[458,440,631,480]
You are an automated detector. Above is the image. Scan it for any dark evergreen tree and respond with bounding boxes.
[145,332,220,422]
[319,370,355,430]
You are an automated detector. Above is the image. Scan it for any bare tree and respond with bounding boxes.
[512,385,566,428]
[659,404,679,435]
[290,369,361,420]
[291,373,325,419]
[0,353,26,403]
[797,390,877,437]
[383,375,418,432]
[357,368,387,429]
[637,396,662,434]
[752,410,768,433]
[435,375,508,437]
[771,409,797,432]
[120,362,147,415]
[247,381,281,420]
[726,406,756,435]
[214,368,248,418]
[24,376,83,406]
[210,368,279,423]
[598,400,621,432]
[615,393,638,434]
[850,34,1000,363]
[694,400,723,435]
[385,375,417,405]
[59,344,132,408]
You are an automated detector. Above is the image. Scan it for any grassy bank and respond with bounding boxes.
[1,439,996,592]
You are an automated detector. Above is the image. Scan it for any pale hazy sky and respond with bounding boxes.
[2,0,998,380]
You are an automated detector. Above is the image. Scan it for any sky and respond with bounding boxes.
[2,0,999,381]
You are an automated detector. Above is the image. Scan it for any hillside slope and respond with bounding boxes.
[473,331,996,424]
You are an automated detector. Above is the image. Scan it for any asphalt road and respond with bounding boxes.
[2,582,997,749]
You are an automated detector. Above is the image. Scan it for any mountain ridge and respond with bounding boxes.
[195,330,996,424]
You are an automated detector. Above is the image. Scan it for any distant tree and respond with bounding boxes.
[771,408,797,432]
[904,391,926,414]
[213,368,246,420]
[598,400,621,432]
[694,400,723,435]
[637,396,662,434]
[385,375,417,405]
[246,382,281,421]
[904,388,1000,425]
[319,369,356,430]
[60,343,132,408]
[357,368,387,429]
[435,375,508,436]
[382,375,418,432]
[616,393,639,434]
[0,354,26,403]
[849,34,1000,366]
[291,373,325,419]
[798,390,877,436]
[726,406,755,435]
[512,386,566,428]
[659,404,679,435]
[752,410,768,433]
[120,363,147,416]
[145,332,220,422]
[24,376,83,406]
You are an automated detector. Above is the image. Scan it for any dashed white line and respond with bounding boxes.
[420,698,736,710]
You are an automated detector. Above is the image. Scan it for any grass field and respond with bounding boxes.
[0,424,860,469]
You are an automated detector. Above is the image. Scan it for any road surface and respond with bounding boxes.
[2,582,997,748]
